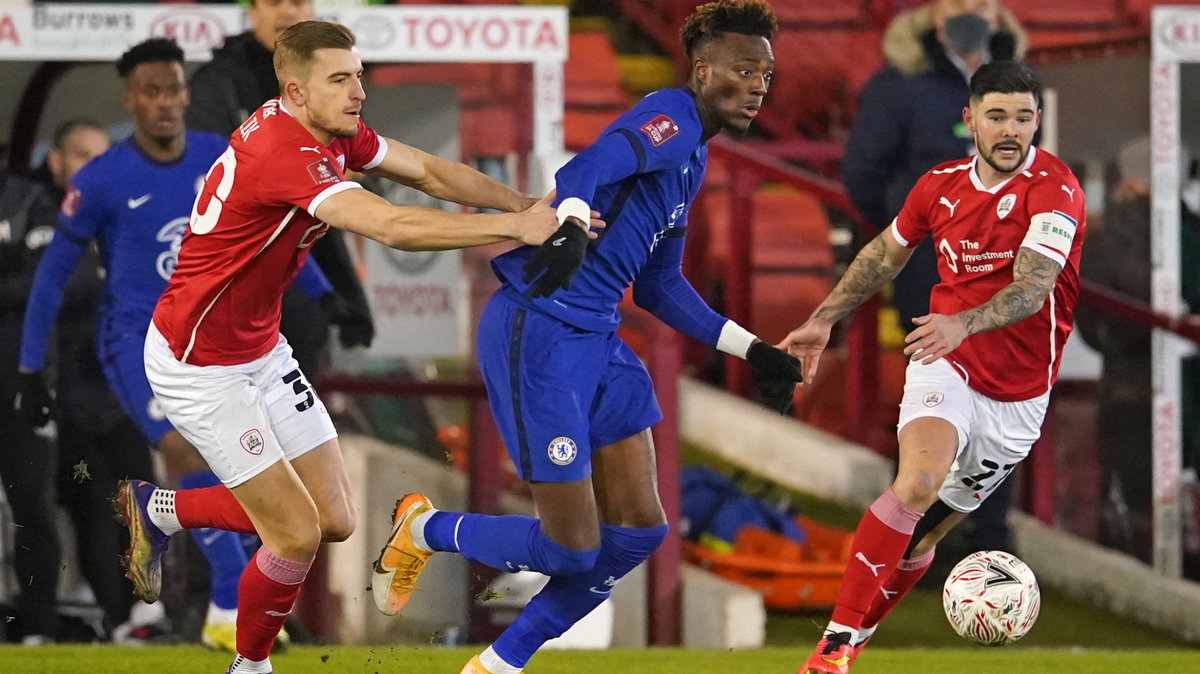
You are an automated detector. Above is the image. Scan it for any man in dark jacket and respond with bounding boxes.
[841,0,1027,330]
[1,169,63,644]
[187,0,375,379]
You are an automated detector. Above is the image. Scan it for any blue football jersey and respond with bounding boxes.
[64,131,229,342]
[18,131,227,371]
[491,87,709,333]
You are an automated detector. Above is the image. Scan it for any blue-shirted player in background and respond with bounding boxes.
[15,38,332,651]
[370,3,800,673]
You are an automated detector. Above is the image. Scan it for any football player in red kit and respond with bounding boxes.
[781,61,1084,673]
[117,21,592,674]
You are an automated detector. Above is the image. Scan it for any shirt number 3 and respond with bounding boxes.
[190,146,237,235]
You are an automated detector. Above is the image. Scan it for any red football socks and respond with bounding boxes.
[175,486,257,533]
[862,546,936,629]
[236,547,312,661]
[830,489,923,628]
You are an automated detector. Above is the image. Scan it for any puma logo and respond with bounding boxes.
[881,587,898,599]
[551,236,566,246]
[856,552,886,577]
[265,610,291,617]
[300,146,322,154]
[939,196,960,217]
[1061,184,1076,201]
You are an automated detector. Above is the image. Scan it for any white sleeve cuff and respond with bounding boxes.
[890,218,912,247]
[555,197,591,227]
[716,320,757,359]
[307,181,361,217]
[361,137,388,171]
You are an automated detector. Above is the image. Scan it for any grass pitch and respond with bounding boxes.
[3,645,1199,673]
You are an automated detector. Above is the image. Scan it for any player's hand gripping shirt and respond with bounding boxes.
[891,147,1086,401]
[152,99,385,365]
[490,87,727,345]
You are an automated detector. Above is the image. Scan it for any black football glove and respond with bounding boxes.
[746,341,803,415]
[522,220,590,298]
[320,292,376,349]
[14,371,54,429]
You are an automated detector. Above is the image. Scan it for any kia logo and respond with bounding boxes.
[150,10,226,54]
[1160,15,1200,49]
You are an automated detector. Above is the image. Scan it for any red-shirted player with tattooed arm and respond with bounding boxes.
[113,21,594,674]
[780,61,1084,674]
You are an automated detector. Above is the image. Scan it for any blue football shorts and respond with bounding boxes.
[99,331,175,446]
[476,292,662,483]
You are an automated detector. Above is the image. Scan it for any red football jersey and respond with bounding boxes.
[152,99,386,365]
[891,147,1086,402]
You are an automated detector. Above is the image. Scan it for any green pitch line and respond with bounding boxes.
[2,645,1199,673]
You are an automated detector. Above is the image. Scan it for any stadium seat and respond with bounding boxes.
[562,30,628,150]
[564,31,627,108]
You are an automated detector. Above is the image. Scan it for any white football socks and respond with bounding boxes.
[228,654,272,673]
[826,621,859,645]
[479,646,522,674]
[409,509,436,552]
[147,488,183,535]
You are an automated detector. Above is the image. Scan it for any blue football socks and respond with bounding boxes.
[492,523,668,668]
[424,511,598,576]
[179,471,250,610]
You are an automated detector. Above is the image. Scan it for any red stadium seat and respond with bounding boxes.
[563,30,628,151]
[564,31,628,108]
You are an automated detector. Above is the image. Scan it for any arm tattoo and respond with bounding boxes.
[956,248,1062,336]
[812,234,907,324]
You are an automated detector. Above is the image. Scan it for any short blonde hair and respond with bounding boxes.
[273,20,355,87]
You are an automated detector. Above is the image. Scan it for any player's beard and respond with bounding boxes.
[314,107,359,139]
[979,140,1028,175]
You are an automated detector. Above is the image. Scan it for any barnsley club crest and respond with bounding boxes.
[996,193,1017,219]
[240,429,265,455]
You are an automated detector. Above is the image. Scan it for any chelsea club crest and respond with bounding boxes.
[547,436,578,466]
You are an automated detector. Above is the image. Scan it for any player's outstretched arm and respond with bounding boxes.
[902,247,1063,364]
[365,137,535,213]
[316,187,566,251]
[777,227,913,383]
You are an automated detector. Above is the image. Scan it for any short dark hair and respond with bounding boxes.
[52,118,105,149]
[679,0,778,58]
[116,37,184,78]
[969,61,1041,106]
[274,20,355,80]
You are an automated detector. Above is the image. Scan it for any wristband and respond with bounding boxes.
[716,320,756,359]
[555,197,592,229]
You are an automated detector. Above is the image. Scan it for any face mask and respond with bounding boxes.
[944,13,993,55]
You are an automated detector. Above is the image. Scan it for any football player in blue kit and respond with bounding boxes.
[370,3,800,673]
[14,38,333,650]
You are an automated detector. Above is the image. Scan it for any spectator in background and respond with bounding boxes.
[188,0,375,380]
[840,0,1028,562]
[1,168,62,645]
[35,119,172,642]
[1075,136,1153,561]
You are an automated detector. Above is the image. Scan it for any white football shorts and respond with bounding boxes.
[144,323,337,488]
[896,358,1049,513]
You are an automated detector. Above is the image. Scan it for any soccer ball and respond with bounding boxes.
[942,550,1040,646]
